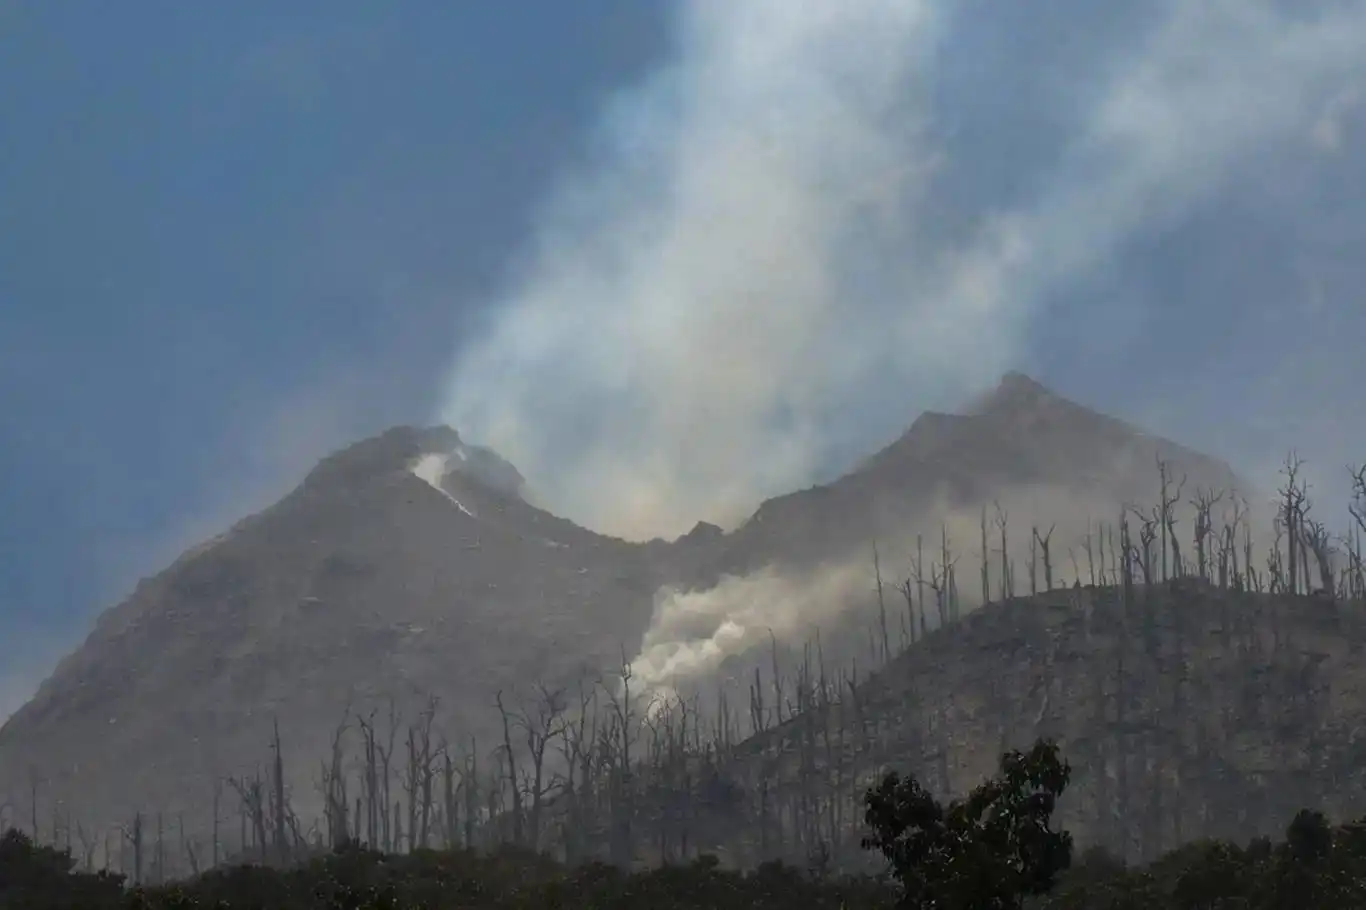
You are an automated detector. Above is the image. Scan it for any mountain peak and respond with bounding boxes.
[968,371,1060,415]
[298,425,527,501]
[299,426,459,492]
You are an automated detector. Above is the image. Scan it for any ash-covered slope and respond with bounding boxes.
[695,583,1366,866]
[0,373,1247,854]
[624,373,1246,701]
[702,371,1242,579]
[0,425,677,844]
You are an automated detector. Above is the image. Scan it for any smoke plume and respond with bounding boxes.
[439,0,1366,541]
[629,479,1225,693]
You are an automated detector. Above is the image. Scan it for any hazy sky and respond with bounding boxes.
[3,0,1364,717]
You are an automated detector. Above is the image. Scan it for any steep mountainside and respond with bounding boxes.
[0,374,1248,851]
[0,426,674,844]
[700,372,1239,581]
[684,581,1366,868]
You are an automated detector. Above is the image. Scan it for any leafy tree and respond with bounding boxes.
[1285,809,1332,864]
[0,828,126,909]
[863,737,1074,909]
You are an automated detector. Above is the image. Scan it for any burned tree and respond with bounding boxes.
[1034,524,1056,593]
[1278,453,1310,596]
[995,502,1013,601]
[402,698,439,850]
[1156,458,1186,582]
[519,683,569,851]
[494,690,526,847]
[1191,488,1223,584]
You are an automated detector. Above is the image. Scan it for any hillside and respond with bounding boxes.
[698,371,1238,581]
[702,581,1366,868]
[0,426,674,852]
[0,374,1255,866]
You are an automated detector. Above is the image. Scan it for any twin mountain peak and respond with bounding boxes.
[0,372,1239,844]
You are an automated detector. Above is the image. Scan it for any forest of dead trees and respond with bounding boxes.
[4,456,1366,886]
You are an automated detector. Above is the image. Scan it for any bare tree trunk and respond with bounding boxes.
[872,542,890,665]
[995,502,1011,601]
[271,718,288,864]
[495,690,525,846]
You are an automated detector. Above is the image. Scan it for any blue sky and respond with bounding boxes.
[3,0,1364,716]
[0,1,670,709]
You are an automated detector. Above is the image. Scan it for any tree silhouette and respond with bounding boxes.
[862,737,1073,909]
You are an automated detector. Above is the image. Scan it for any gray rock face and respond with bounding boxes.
[0,375,1246,857]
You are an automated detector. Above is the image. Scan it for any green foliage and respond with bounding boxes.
[1037,810,1366,910]
[0,831,893,908]
[862,738,1074,909]
[0,828,126,909]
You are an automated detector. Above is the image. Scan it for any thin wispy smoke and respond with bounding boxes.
[440,0,1366,541]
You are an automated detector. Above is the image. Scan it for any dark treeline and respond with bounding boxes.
[7,739,1366,907]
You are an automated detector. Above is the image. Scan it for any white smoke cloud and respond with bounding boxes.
[438,0,1366,542]
[633,561,870,692]
[628,479,1214,694]
[440,0,943,539]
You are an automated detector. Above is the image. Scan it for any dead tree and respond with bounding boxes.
[1279,453,1309,595]
[1157,459,1186,582]
[1347,463,1366,600]
[995,502,1012,601]
[182,815,201,878]
[1304,518,1336,595]
[1351,463,1366,537]
[74,821,98,872]
[462,738,480,849]
[558,676,600,863]
[768,631,788,726]
[1119,511,1136,612]
[601,650,639,868]
[210,774,223,868]
[228,774,268,864]
[484,750,505,843]
[494,690,526,846]
[1191,488,1223,584]
[910,541,949,630]
[519,683,569,851]
[1034,524,1055,592]
[897,578,918,647]
[320,710,351,848]
[120,812,145,886]
[1269,518,1287,594]
[377,701,401,852]
[915,533,928,635]
[402,698,438,850]
[942,523,960,623]
[28,769,40,841]
[436,740,458,848]
[1028,528,1038,595]
[269,719,289,864]
[356,709,381,847]
[1085,520,1098,587]
[872,542,891,665]
[749,665,767,735]
[175,813,188,879]
[980,506,992,605]
[1134,508,1158,590]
